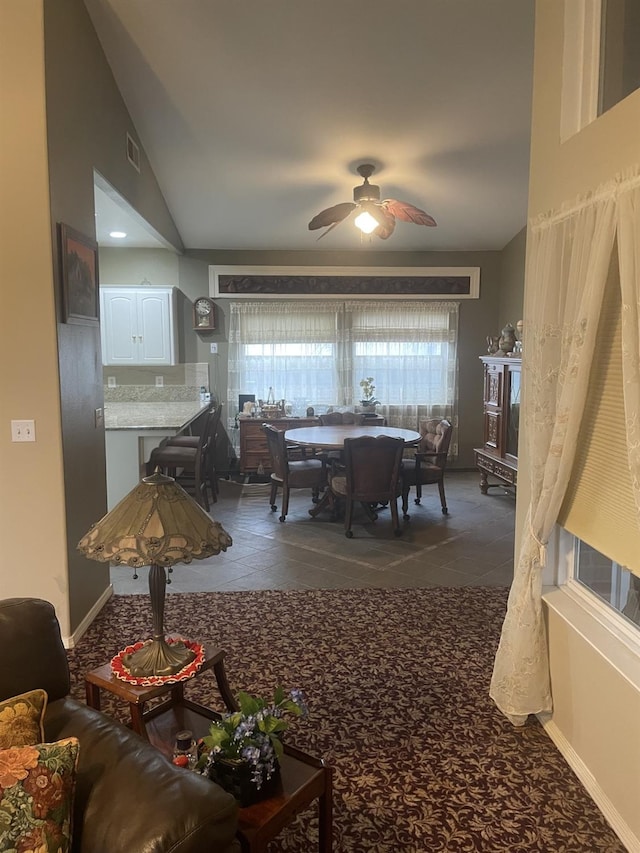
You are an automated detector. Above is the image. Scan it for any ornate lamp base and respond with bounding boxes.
[120,562,196,678]
[121,636,196,678]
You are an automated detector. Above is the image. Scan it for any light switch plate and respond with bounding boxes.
[107,376,117,388]
[11,420,36,442]
[210,343,218,354]
[155,376,164,386]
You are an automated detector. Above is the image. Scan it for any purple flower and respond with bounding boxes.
[198,685,307,781]
[290,688,309,716]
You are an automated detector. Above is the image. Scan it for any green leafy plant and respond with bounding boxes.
[359,376,380,405]
[198,687,307,789]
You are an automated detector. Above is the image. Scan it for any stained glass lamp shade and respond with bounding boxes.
[78,471,232,678]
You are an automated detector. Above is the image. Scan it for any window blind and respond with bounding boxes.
[559,259,640,577]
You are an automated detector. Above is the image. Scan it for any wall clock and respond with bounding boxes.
[193,296,216,331]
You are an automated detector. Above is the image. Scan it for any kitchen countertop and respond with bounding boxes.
[104,402,208,430]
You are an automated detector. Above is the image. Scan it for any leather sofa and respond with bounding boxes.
[0,597,240,853]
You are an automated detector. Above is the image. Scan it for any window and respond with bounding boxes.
[229,302,340,414]
[228,299,459,436]
[558,253,640,576]
[574,539,640,629]
[243,342,337,411]
[349,302,457,411]
[558,245,640,639]
[599,0,640,115]
[561,0,640,140]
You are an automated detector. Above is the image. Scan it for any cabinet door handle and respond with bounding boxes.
[138,335,143,342]
[132,335,136,342]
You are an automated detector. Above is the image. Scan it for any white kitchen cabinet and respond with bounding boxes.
[100,286,177,365]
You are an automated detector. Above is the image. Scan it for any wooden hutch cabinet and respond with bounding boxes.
[474,355,521,492]
[239,417,319,474]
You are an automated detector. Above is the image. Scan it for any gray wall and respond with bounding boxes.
[499,227,526,333]
[43,0,183,631]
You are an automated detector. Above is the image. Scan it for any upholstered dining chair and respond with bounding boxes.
[145,404,221,510]
[262,423,327,522]
[316,411,366,464]
[161,403,223,504]
[329,435,405,538]
[318,411,366,426]
[401,418,452,519]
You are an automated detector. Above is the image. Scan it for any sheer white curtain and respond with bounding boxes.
[490,180,619,725]
[228,299,459,441]
[227,301,340,419]
[345,301,459,434]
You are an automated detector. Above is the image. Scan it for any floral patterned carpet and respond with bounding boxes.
[66,588,625,853]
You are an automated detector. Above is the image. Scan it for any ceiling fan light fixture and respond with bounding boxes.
[354,208,380,234]
[308,162,437,241]
[353,182,380,204]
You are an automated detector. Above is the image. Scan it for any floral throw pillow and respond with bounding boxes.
[0,689,48,748]
[0,737,79,853]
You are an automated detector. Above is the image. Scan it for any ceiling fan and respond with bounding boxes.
[308,163,437,241]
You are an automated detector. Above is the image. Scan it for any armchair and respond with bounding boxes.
[401,418,452,519]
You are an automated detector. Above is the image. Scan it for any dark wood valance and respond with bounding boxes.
[217,274,474,296]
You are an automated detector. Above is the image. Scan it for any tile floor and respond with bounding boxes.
[111,471,517,595]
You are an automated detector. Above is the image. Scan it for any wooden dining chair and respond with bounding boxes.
[262,424,327,522]
[329,435,405,538]
[401,418,452,519]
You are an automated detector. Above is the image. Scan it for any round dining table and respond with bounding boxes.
[285,424,421,520]
[285,424,422,450]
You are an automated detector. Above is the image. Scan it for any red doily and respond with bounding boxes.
[110,638,205,686]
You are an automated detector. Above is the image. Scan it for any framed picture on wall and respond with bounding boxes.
[59,223,100,325]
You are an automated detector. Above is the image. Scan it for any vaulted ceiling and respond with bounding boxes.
[86,1,535,253]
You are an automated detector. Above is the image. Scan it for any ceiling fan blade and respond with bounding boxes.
[308,202,356,231]
[382,199,437,227]
[315,219,348,241]
[374,207,396,240]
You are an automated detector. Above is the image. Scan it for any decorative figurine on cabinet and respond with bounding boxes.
[486,335,500,354]
[498,323,516,354]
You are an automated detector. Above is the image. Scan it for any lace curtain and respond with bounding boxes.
[344,300,458,434]
[227,300,340,421]
[490,169,640,725]
[228,299,458,443]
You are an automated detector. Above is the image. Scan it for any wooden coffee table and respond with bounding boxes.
[84,651,333,852]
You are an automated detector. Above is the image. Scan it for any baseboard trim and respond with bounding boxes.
[538,715,639,852]
[62,585,113,649]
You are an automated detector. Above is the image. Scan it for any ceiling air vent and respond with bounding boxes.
[126,132,140,173]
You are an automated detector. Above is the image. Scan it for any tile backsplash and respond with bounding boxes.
[103,364,209,402]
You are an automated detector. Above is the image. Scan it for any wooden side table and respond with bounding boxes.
[236,743,332,853]
[84,644,238,757]
[85,651,333,851]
